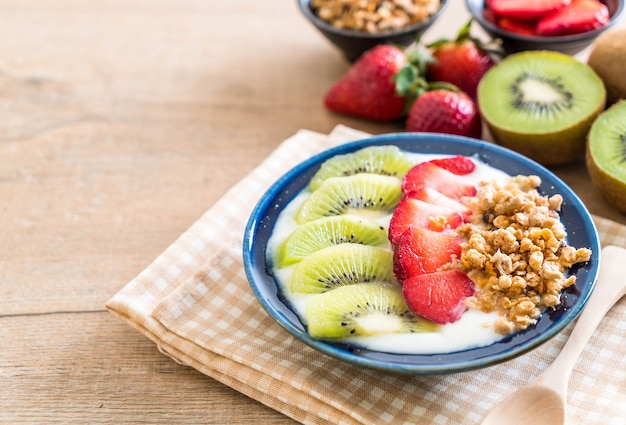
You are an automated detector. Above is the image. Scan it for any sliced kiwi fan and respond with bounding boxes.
[305,282,438,339]
[275,215,389,267]
[290,243,395,294]
[295,173,403,224]
[307,145,414,191]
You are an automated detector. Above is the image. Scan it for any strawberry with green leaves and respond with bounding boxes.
[425,20,496,101]
[323,44,408,121]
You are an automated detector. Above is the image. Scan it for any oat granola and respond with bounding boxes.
[451,175,592,335]
[310,0,441,33]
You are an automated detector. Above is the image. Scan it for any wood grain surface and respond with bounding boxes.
[1,0,624,423]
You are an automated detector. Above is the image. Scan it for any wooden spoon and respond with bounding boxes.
[480,245,626,425]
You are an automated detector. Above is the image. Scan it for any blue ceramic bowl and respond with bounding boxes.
[466,0,624,56]
[243,133,601,374]
[297,0,449,62]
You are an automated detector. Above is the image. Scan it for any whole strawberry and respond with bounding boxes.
[324,45,408,121]
[426,20,495,101]
[405,87,482,138]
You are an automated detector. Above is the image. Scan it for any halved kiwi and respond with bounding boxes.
[275,215,389,267]
[478,50,606,165]
[586,100,626,212]
[296,173,402,224]
[305,282,438,339]
[308,145,414,191]
[290,243,395,294]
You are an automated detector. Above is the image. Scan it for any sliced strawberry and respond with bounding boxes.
[498,17,539,36]
[483,7,499,24]
[402,269,475,324]
[402,162,477,200]
[388,197,464,245]
[324,44,408,121]
[406,187,473,219]
[536,0,609,36]
[489,0,571,20]
[393,227,462,282]
[429,155,476,175]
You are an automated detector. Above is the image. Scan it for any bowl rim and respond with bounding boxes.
[296,0,450,39]
[243,132,601,374]
[466,0,625,44]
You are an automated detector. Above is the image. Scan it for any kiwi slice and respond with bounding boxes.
[305,282,438,339]
[586,100,626,213]
[296,173,402,224]
[308,145,414,191]
[477,51,606,165]
[290,243,395,294]
[275,215,389,267]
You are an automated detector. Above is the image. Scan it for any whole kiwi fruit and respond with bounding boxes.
[588,28,626,106]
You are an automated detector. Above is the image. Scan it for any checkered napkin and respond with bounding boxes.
[106,125,626,425]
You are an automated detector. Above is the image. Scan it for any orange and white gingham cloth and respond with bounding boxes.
[106,125,626,425]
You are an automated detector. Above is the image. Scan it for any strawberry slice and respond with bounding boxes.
[536,0,609,36]
[388,197,464,245]
[490,0,571,20]
[429,155,476,175]
[498,17,539,36]
[402,269,475,324]
[406,187,473,219]
[393,227,462,282]
[402,162,477,200]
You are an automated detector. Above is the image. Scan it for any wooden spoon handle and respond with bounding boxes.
[536,245,626,394]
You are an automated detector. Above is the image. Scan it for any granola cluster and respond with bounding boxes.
[310,0,441,33]
[453,175,592,335]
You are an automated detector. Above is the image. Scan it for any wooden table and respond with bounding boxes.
[2,1,624,423]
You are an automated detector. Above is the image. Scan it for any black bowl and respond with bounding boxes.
[242,133,601,374]
[466,0,625,55]
[297,0,449,61]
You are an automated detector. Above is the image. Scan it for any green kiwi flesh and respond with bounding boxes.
[586,100,626,213]
[308,145,414,191]
[478,50,606,165]
[305,282,438,339]
[290,243,395,294]
[296,173,402,224]
[275,215,389,267]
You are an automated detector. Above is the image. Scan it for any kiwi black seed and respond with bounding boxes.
[478,50,606,165]
[275,215,389,267]
[586,100,626,213]
[290,243,395,294]
[295,173,402,224]
[305,282,438,339]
